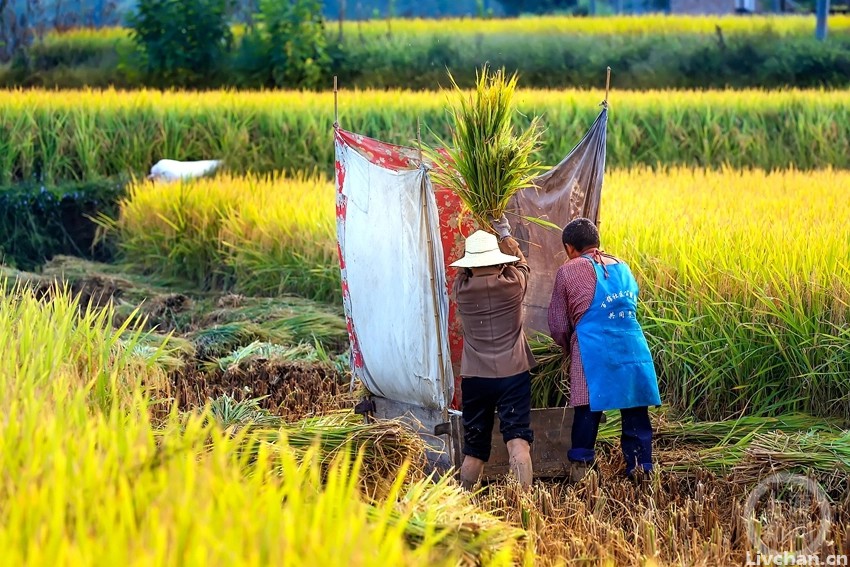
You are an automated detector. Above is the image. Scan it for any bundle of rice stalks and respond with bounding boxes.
[651,413,841,446]
[528,334,569,408]
[644,417,848,484]
[190,322,294,360]
[202,298,348,350]
[240,412,429,499]
[209,341,324,372]
[261,312,348,349]
[127,331,195,371]
[427,65,544,228]
[386,472,526,565]
[207,394,283,429]
[728,430,850,485]
[127,343,186,374]
[597,412,840,446]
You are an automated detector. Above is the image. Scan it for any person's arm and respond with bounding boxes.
[452,267,469,302]
[548,266,572,351]
[498,236,528,273]
[491,215,529,285]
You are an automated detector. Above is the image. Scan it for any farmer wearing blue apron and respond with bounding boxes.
[548,218,661,481]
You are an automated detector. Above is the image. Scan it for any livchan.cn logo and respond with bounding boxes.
[745,551,848,566]
[743,472,835,565]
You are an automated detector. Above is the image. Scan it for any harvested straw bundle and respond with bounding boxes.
[220,410,429,498]
[528,334,569,408]
[427,65,544,228]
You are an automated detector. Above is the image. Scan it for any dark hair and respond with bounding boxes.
[562,218,600,250]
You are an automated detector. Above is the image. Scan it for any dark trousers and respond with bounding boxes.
[567,405,653,475]
[461,371,534,462]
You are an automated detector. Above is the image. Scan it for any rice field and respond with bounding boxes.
[104,174,337,301]
[333,14,850,36]
[1,246,847,561]
[2,77,850,564]
[0,287,522,565]
[0,88,848,183]
[41,14,850,46]
[108,167,850,422]
[2,283,849,566]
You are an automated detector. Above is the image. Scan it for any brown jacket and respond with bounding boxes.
[453,236,536,378]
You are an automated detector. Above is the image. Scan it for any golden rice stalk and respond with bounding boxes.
[426,65,544,228]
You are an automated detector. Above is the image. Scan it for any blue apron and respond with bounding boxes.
[575,255,662,412]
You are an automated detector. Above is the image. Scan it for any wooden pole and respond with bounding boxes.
[333,76,339,129]
[816,0,830,41]
[417,117,423,162]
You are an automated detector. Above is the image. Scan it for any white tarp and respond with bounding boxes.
[335,132,453,410]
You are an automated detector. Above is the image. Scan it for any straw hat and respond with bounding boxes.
[450,230,519,268]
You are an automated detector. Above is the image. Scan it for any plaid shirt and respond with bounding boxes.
[547,254,598,407]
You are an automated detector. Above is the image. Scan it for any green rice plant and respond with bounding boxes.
[111,173,338,301]
[1,89,849,184]
[207,394,282,428]
[0,282,166,411]
[608,167,850,421]
[528,334,568,408]
[106,177,234,289]
[427,66,544,227]
[219,174,338,301]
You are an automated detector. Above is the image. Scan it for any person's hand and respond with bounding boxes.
[490,214,511,240]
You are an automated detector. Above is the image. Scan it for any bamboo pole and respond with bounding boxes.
[419,117,450,421]
[417,117,423,162]
[598,67,611,230]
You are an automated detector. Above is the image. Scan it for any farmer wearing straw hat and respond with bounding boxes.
[548,218,661,482]
[451,216,536,490]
